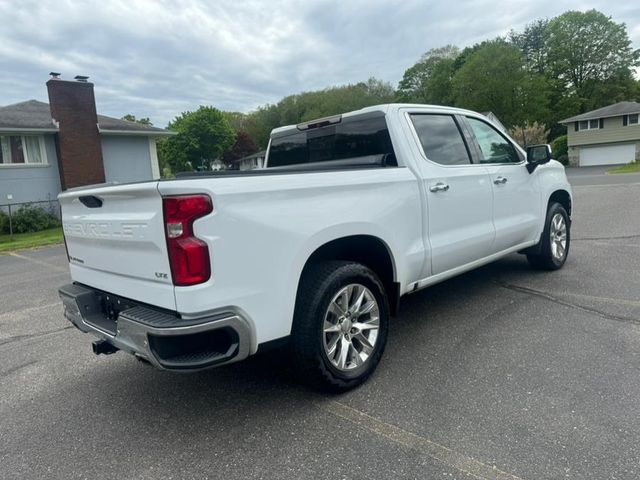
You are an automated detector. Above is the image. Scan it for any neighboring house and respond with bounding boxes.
[0,74,174,205]
[559,101,640,167]
[235,150,266,170]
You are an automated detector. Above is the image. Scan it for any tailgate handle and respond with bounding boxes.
[79,195,103,208]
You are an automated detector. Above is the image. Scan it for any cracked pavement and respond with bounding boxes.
[1,170,639,479]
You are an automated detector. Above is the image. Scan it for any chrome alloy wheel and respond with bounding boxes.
[322,283,380,371]
[550,213,567,261]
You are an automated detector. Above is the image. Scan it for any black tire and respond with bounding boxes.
[527,202,570,270]
[290,261,389,392]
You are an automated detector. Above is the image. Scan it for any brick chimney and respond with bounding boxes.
[47,74,105,189]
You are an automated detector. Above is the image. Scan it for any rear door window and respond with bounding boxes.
[409,114,472,166]
[268,116,394,167]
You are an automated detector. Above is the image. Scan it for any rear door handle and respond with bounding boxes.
[429,182,450,192]
[493,176,508,185]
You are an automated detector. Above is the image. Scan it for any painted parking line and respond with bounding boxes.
[7,251,69,274]
[317,400,522,480]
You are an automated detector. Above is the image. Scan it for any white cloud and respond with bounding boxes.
[0,0,638,126]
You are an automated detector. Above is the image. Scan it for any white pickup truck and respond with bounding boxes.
[59,104,572,391]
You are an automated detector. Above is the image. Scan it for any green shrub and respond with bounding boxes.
[551,135,568,159]
[557,154,569,166]
[10,204,61,234]
[0,210,9,234]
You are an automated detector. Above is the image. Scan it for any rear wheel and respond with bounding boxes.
[290,261,389,392]
[527,202,570,270]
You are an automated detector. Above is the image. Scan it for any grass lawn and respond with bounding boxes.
[0,227,64,254]
[608,161,640,174]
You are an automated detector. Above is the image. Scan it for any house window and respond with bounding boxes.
[578,120,600,131]
[629,114,639,126]
[0,135,47,165]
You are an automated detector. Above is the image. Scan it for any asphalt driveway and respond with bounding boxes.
[565,165,640,186]
[1,171,639,479]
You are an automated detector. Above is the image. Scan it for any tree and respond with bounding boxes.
[222,131,259,165]
[509,19,550,74]
[545,10,640,111]
[451,41,550,128]
[396,45,459,103]
[223,111,254,132]
[581,72,639,111]
[158,106,235,172]
[245,77,395,148]
[121,114,153,125]
[246,103,281,150]
[452,41,489,72]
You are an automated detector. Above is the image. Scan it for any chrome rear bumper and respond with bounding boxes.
[58,283,252,371]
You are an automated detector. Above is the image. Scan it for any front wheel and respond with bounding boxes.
[290,261,389,392]
[527,202,570,270]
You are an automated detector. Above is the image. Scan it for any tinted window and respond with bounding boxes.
[410,114,471,165]
[268,116,394,167]
[466,117,520,164]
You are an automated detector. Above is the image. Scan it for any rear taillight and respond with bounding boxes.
[162,194,213,286]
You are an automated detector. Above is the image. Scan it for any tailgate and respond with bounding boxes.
[59,182,175,310]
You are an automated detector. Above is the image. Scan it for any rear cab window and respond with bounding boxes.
[267,114,396,168]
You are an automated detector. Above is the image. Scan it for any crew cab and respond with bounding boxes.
[58,104,572,391]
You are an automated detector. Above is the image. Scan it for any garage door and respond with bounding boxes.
[580,144,635,166]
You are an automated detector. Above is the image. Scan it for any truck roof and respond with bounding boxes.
[270,103,481,137]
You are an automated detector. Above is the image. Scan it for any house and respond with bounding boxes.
[559,102,640,167]
[235,150,266,170]
[0,74,174,206]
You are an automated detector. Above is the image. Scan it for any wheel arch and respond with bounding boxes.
[300,235,400,316]
[521,188,573,256]
[548,189,572,220]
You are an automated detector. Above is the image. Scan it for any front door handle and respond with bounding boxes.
[493,176,508,185]
[429,182,450,192]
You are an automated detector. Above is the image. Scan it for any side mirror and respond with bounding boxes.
[526,144,552,173]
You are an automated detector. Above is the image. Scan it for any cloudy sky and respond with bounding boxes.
[1,0,638,127]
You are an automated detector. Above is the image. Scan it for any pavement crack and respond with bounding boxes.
[572,234,640,242]
[496,282,639,326]
[0,326,73,348]
[0,302,62,322]
[317,400,522,480]
[0,360,38,378]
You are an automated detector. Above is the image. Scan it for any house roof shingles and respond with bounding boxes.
[0,99,173,135]
[559,101,640,124]
[0,100,57,130]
